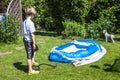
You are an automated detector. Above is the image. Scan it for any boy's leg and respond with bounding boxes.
[25,42,34,73]
[32,52,39,66]
[32,44,39,66]
[24,41,39,73]
[28,59,33,73]
[32,52,36,63]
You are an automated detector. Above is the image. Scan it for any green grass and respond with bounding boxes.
[0,32,120,80]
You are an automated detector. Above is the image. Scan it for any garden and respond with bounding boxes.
[0,0,120,80]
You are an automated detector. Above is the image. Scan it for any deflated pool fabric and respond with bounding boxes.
[49,40,106,66]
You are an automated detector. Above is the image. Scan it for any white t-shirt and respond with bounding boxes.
[23,19,36,42]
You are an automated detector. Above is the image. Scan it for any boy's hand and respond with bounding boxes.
[33,43,36,50]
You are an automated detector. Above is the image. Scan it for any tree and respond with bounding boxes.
[21,0,120,37]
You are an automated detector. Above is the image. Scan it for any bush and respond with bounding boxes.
[62,19,86,38]
[0,14,20,43]
[86,16,113,39]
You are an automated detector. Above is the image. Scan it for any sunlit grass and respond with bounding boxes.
[0,32,120,80]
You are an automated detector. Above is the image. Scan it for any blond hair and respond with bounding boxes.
[25,6,36,15]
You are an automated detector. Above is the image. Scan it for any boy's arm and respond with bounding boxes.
[31,33,36,49]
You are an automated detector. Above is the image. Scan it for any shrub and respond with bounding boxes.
[62,19,86,38]
[0,14,20,43]
[86,16,113,39]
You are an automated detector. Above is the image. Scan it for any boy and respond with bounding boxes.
[23,6,39,75]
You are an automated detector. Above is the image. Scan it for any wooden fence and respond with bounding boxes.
[7,0,22,33]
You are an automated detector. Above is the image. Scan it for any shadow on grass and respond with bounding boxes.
[13,62,28,73]
[103,63,114,72]
[90,64,116,73]
[90,65,101,69]
[90,59,120,73]
[35,32,58,37]
[13,62,57,72]
[103,59,120,72]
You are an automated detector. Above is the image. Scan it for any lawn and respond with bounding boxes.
[0,32,120,80]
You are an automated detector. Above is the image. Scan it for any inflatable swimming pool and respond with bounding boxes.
[49,40,106,66]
